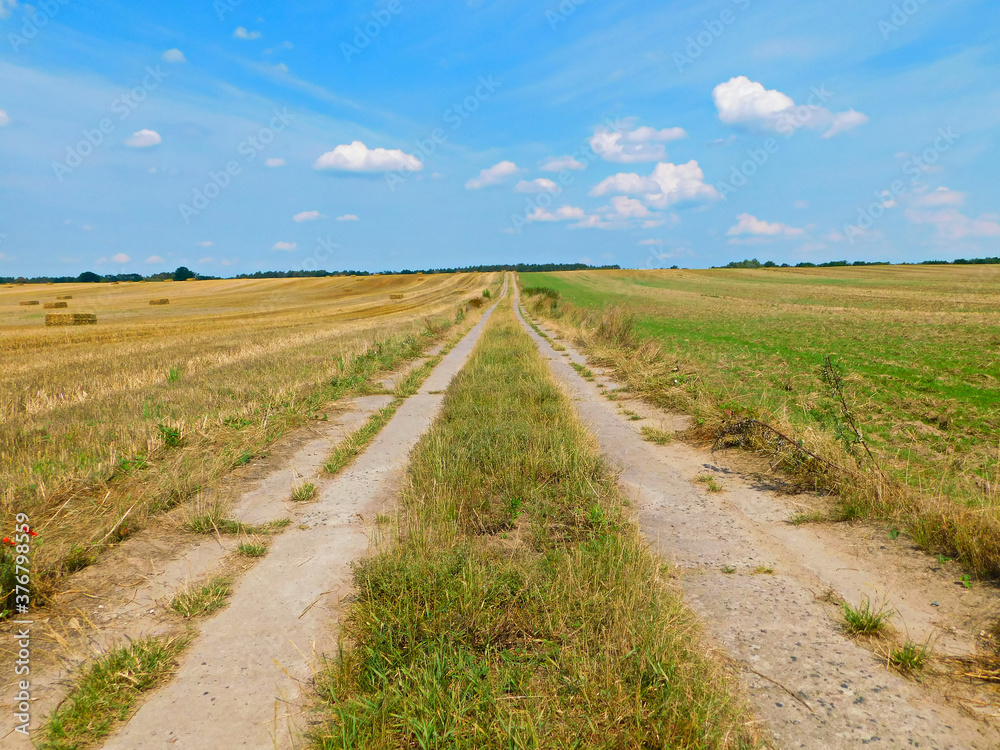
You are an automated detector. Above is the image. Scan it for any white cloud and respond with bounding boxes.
[515,178,560,193]
[527,205,586,222]
[162,48,186,63]
[466,161,521,189]
[198,256,214,264]
[313,141,423,173]
[233,26,262,40]
[905,207,1000,239]
[0,109,10,127]
[591,160,720,208]
[727,213,804,238]
[273,241,297,251]
[112,253,131,263]
[81,224,95,231]
[293,210,325,222]
[197,241,213,247]
[713,76,867,138]
[271,63,289,74]
[540,155,585,171]
[609,196,652,218]
[912,187,965,207]
[793,200,809,209]
[590,124,687,163]
[265,158,286,168]
[823,109,869,138]
[125,129,162,148]
[0,1,18,20]
[145,255,164,264]
[638,239,664,246]
[336,214,360,221]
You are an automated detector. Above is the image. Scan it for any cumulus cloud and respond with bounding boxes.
[0,109,10,127]
[336,214,360,221]
[125,129,162,148]
[0,1,18,20]
[912,187,965,207]
[609,196,652,218]
[145,255,164,264]
[265,158,286,168]
[162,48,186,63]
[905,207,1000,239]
[111,253,131,263]
[515,178,560,193]
[591,160,720,208]
[233,26,262,40]
[540,155,585,171]
[590,124,687,163]
[314,141,423,173]
[466,161,521,189]
[713,76,867,138]
[727,213,804,238]
[527,205,587,222]
[293,210,325,222]
[273,241,297,251]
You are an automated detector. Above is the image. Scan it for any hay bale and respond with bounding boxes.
[149,299,170,305]
[57,295,73,300]
[45,313,97,327]
[185,277,196,282]
[43,301,69,309]
[389,294,405,300]
[19,300,40,306]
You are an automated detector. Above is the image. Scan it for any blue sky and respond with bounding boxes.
[0,0,997,276]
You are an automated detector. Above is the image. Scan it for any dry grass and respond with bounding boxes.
[45,313,97,327]
[0,273,497,615]
[520,268,1000,578]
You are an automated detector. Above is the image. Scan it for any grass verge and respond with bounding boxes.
[308,301,759,748]
[171,576,232,618]
[37,635,188,750]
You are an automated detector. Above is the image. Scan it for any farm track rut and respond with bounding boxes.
[93,280,504,749]
[514,291,998,750]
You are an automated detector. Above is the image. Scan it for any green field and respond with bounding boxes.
[521,267,1000,570]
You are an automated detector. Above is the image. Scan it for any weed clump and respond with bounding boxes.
[841,597,893,636]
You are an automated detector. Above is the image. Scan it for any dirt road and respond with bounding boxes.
[95,282,506,749]
[514,290,996,749]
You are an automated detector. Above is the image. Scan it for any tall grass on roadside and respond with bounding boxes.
[519,277,1000,579]
[309,303,760,749]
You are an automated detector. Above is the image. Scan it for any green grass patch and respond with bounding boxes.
[171,576,232,618]
[889,640,930,673]
[36,636,188,749]
[291,482,318,502]
[309,301,760,749]
[841,596,894,636]
[641,426,674,445]
[237,542,268,557]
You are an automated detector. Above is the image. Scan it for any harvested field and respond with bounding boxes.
[0,273,497,602]
[45,313,97,326]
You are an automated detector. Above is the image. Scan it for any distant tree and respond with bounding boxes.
[173,266,196,281]
[77,271,101,283]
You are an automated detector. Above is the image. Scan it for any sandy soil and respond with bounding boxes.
[515,291,1000,750]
